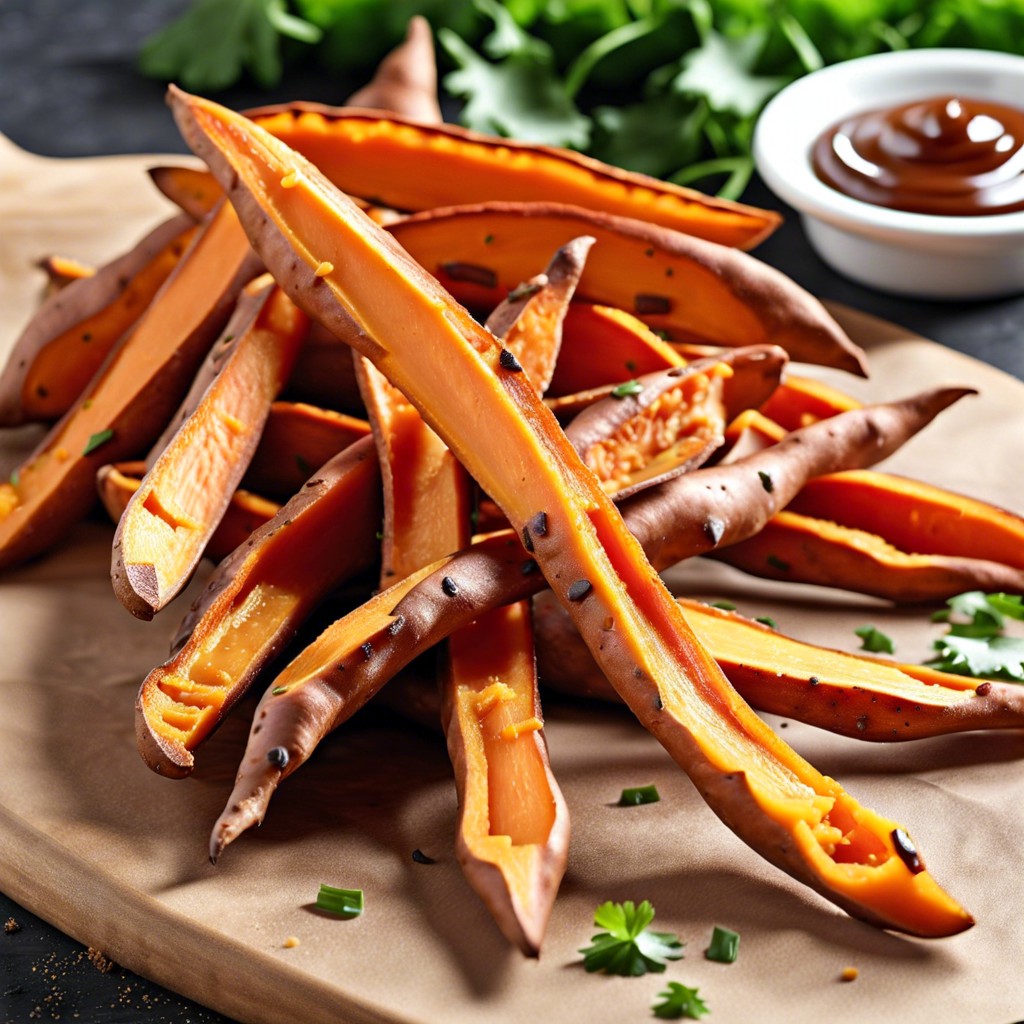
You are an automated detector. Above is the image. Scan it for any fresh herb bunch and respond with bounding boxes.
[139,0,1024,196]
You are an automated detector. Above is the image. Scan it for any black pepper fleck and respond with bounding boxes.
[411,848,436,864]
[267,746,289,769]
[567,579,592,601]
[890,828,924,874]
[499,348,524,372]
[441,576,459,597]
[528,511,548,537]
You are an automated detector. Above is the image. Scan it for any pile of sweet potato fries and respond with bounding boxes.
[3,19,1024,955]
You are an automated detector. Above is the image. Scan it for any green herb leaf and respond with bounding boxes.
[138,0,319,91]
[611,379,644,398]
[315,883,363,917]
[855,625,895,654]
[9,470,19,488]
[928,635,1024,682]
[579,899,683,976]
[754,616,777,630]
[440,27,591,149]
[619,784,660,806]
[652,981,710,1019]
[82,429,115,456]
[709,600,736,611]
[705,924,739,963]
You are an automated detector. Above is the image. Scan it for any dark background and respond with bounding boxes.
[2,2,1023,1022]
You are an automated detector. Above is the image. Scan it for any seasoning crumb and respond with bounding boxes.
[3,916,20,934]
[87,947,116,973]
[314,261,334,278]
[282,936,301,949]
[839,966,859,982]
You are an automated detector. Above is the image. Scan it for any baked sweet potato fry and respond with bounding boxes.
[387,203,868,374]
[244,105,779,248]
[136,436,381,776]
[172,86,972,937]
[711,510,1024,602]
[112,277,309,618]
[0,214,198,425]
[97,461,280,565]
[0,202,261,571]
[533,597,1024,738]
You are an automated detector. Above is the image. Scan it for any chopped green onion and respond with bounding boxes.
[611,380,643,399]
[315,883,363,918]
[619,783,660,806]
[706,924,740,963]
[82,428,114,456]
[271,686,289,696]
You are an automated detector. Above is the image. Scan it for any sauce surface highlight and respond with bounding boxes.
[812,95,1024,216]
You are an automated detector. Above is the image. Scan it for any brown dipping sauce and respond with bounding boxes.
[812,95,1024,216]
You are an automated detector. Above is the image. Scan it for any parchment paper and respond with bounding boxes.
[2,134,1023,1024]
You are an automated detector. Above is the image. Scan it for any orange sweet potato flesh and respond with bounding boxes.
[442,601,569,956]
[136,437,381,777]
[550,303,684,396]
[0,215,198,426]
[112,279,308,619]
[758,373,862,431]
[244,105,779,249]
[533,597,1024,739]
[97,461,280,565]
[0,203,262,571]
[712,509,1024,603]
[243,401,370,498]
[173,89,972,937]
[387,203,867,375]
[789,470,1024,571]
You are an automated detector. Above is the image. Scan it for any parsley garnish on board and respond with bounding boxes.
[579,900,683,976]
[138,0,1024,198]
[652,981,710,1019]
[927,591,1024,681]
[854,624,895,654]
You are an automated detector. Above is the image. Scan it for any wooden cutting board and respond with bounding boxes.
[2,135,1024,1024]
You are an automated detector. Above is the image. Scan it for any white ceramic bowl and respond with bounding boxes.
[753,49,1024,299]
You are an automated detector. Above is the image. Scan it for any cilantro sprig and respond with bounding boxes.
[927,591,1024,681]
[652,981,710,1019]
[579,899,683,976]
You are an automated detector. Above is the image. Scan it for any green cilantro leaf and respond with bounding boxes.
[579,900,683,976]
[440,27,591,149]
[854,625,895,654]
[138,0,321,90]
[670,29,788,119]
[928,635,1024,682]
[652,981,710,1019]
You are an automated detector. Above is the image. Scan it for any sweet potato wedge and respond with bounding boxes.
[174,90,970,937]
[533,597,1024,739]
[136,437,381,777]
[759,373,863,430]
[387,203,867,374]
[0,214,198,426]
[0,202,261,571]
[442,601,569,956]
[789,470,1024,571]
[112,278,309,619]
[243,401,370,498]
[711,510,1024,603]
[148,165,222,221]
[97,461,280,565]
[244,105,779,248]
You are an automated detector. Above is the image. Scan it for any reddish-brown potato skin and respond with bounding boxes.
[0,214,196,426]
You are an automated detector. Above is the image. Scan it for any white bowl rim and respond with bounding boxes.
[753,48,1024,242]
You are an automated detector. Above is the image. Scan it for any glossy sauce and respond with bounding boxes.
[812,95,1024,216]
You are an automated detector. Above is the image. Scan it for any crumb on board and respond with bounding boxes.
[282,936,301,949]
[4,916,21,934]
[840,966,859,982]
[87,947,117,973]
